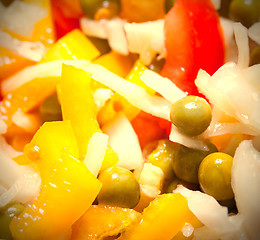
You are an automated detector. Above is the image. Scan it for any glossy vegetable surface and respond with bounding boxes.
[161,0,225,96]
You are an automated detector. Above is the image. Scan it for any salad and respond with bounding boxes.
[0,0,260,239]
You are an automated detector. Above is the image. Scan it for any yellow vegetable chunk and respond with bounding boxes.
[93,51,135,78]
[43,29,100,62]
[10,121,102,240]
[60,64,100,159]
[71,205,141,240]
[60,64,118,170]
[120,193,201,240]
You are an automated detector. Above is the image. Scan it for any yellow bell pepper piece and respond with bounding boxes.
[43,29,100,62]
[71,205,141,240]
[10,121,102,240]
[60,64,100,159]
[93,51,135,78]
[97,60,154,126]
[60,64,118,169]
[120,193,202,240]
[0,76,59,128]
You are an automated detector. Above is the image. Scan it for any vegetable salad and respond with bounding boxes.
[0,0,260,239]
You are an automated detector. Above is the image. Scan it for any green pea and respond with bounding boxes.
[172,142,218,184]
[250,46,260,66]
[198,152,234,201]
[39,92,62,123]
[80,0,121,20]
[229,0,260,28]
[97,166,140,208]
[0,203,25,240]
[170,95,212,136]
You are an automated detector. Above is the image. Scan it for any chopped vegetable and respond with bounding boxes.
[161,0,224,96]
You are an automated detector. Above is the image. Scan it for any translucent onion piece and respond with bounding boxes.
[80,17,128,55]
[124,20,165,65]
[2,60,65,94]
[140,69,186,104]
[84,132,109,177]
[242,64,260,91]
[203,122,259,138]
[234,22,249,69]
[0,170,41,208]
[232,140,260,240]
[0,1,47,37]
[2,60,171,121]
[220,17,237,63]
[174,186,246,240]
[248,22,260,45]
[93,88,113,110]
[169,125,210,151]
[0,30,46,62]
[0,138,41,207]
[195,63,260,134]
[102,113,143,171]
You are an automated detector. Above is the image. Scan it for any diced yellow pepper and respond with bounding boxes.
[43,29,100,62]
[10,121,102,240]
[97,60,154,126]
[93,51,135,78]
[71,205,141,240]
[60,64,118,169]
[120,193,202,240]
[60,64,100,159]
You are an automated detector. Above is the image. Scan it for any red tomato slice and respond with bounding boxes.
[160,0,224,96]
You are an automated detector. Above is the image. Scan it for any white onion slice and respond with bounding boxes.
[174,186,246,240]
[0,170,41,208]
[102,113,143,171]
[195,62,260,134]
[248,22,260,45]
[124,20,165,65]
[203,122,259,138]
[2,60,65,94]
[242,64,260,90]
[0,30,46,62]
[169,125,210,151]
[0,1,47,37]
[84,132,109,177]
[140,69,186,104]
[2,60,171,121]
[93,88,113,110]
[0,137,41,207]
[234,22,249,69]
[220,17,238,63]
[232,140,260,240]
[80,17,128,55]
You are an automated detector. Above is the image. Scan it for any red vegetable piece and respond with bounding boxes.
[51,0,81,39]
[131,111,168,149]
[160,0,224,96]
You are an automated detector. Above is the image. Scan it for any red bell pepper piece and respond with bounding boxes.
[51,0,81,39]
[160,0,224,96]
